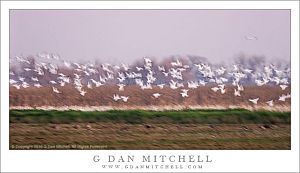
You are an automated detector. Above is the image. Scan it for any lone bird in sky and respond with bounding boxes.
[245,34,258,40]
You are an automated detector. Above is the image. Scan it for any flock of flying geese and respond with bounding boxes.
[9,53,291,106]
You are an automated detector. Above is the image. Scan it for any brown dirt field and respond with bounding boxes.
[9,122,290,150]
[9,85,290,110]
[9,85,291,150]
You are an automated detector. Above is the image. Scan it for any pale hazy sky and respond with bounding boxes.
[10,10,290,63]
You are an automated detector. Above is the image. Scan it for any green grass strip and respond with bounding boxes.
[9,109,291,124]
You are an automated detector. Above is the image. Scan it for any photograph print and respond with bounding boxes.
[9,9,291,150]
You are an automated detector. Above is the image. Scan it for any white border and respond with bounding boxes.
[1,1,299,172]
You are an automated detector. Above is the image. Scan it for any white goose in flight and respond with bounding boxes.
[117,84,125,91]
[211,87,219,92]
[245,34,258,40]
[266,100,274,107]
[153,93,161,98]
[234,89,241,97]
[121,96,129,102]
[52,87,61,94]
[279,85,288,90]
[249,98,259,105]
[180,89,189,98]
[113,94,121,101]
[80,90,87,96]
[34,83,42,88]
